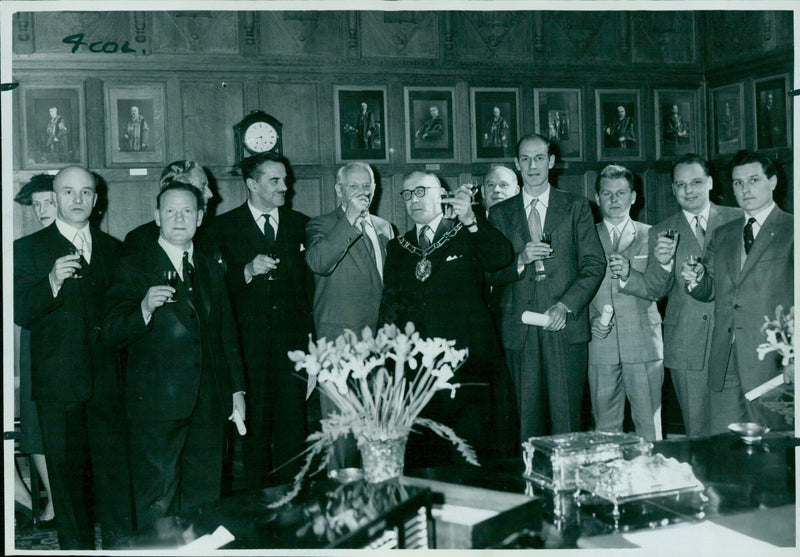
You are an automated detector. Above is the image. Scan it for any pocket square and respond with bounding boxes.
[446,255,460,262]
[300,243,306,252]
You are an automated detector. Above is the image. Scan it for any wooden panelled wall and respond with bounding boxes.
[11,10,794,242]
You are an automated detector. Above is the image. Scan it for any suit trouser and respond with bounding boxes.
[129,369,224,529]
[36,401,95,550]
[588,360,664,441]
[709,345,787,435]
[506,327,587,440]
[671,365,711,438]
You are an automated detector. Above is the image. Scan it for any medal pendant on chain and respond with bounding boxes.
[415,257,432,282]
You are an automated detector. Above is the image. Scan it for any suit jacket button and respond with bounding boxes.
[733,304,741,310]
[702,315,708,321]
[272,305,278,311]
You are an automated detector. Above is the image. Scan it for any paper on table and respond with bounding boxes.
[177,525,235,552]
[744,374,784,401]
[621,520,776,549]
[521,311,550,327]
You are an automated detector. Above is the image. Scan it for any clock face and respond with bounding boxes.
[243,121,278,153]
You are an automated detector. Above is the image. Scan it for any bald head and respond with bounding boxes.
[482,166,520,209]
[53,165,97,228]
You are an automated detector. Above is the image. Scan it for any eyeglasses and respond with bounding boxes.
[673,178,707,191]
[399,186,440,201]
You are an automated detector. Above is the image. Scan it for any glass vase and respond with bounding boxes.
[359,436,407,483]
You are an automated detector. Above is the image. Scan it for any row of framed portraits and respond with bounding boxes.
[18,76,791,169]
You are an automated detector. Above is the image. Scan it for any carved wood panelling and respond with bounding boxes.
[180,81,244,166]
[631,12,696,64]
[151,12,239,54]
[105,180,158,241]
[259,82,321,165]
[773,11,794,49]
[546,12,621,64]
[642,170,679,226]
[292,177,324,219]
[360,11,438,60]
[706,12,763,64]
[214,178,248,217]
[258,11,343,58]
[451,12,531,61]
[32,12,129,53]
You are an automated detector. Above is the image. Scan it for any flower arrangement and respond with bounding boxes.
[756,305,794,425]
[756,305,794,366]
[270,322,478,508]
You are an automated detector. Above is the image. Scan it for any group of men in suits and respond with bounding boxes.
[14,134,792,549]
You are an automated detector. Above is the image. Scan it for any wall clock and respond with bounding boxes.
[234,110,283,160]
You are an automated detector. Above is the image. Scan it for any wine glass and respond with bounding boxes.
[162,270,179,302]
[265,252,278,280]
[664,228,679,241]
[462,183,479,204]
[685,254,702,290]
[68,246,85,278]
[441,192,457,220]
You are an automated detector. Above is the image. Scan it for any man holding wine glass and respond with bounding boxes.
[14,165,126,548]
[588,165,664,441]
[680,150,793,434]
[103,181,245,529]
[202,152,314,489]
[487,133,605,440]
[643,154,741,438]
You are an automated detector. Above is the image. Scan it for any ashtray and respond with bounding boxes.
[728,422,770,444]
[328,467,364,484]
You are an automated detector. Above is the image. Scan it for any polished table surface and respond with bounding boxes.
[122,432,796,550]
[406,432,797,548]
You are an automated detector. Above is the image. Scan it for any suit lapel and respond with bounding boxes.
[150,246,199,331]
[739,209,780,281]
[597,223,612,254]
[721,218,744,284]
[541,189,564,237]
[238,204,268,258]
[509,194,530,244]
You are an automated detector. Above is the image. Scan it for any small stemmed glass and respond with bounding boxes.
[162,270,179,302]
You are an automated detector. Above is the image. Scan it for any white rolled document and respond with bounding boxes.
[231,408,247,435]
[744,374,784,401]
[599,305,614,326]
[521,311,551,327]
[178,525,235,552]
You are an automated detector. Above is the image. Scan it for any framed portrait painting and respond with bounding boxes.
[470,87,519,161]
[711,83,744,155]
[534,88,583,161]
[334,86,388,163]
[754,74,791,150]
[596,89,642,161]
[655,89,699,160]
[104,83,166,165]
[21,84,86,169]
[405,87,455,162]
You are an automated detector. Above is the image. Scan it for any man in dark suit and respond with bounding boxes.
[305,162,394,468]
[14,165,125,549]
[683,150,793,434]
[202,152,314,488]
[643,154,742,437]
[488,133,606,440]
[380,171,513,467]
[121,160,213,256]
[103,182,245,528]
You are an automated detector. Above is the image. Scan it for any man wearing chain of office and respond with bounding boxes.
[380,171,513,468]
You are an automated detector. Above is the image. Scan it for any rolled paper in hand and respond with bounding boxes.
[232,408,247,435]
[744,374,784,401]
[599,305,614,326]
[522,311,551,327]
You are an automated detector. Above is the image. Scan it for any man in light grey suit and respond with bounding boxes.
[305,162,394,466]
[682,150,793,434]
[644,154,741,437]
[588,165,664,441]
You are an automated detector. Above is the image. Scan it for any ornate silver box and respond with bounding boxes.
[522,431,651,492]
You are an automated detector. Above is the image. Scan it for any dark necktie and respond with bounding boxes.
[361,221,376,264]
[743,217,756,255]
[262,213,275,251]
[419,225,431,249]
[694,215,706,251]
[182,250,196,294]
